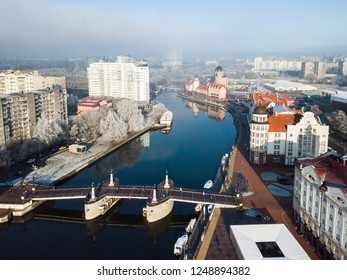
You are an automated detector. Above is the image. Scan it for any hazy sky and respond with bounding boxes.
[1,0,346,59]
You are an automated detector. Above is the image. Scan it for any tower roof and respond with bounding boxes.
[253,106,267,115]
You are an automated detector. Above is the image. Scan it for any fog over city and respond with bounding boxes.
[1,0,347,59]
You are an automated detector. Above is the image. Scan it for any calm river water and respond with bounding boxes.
[0,91,236,260]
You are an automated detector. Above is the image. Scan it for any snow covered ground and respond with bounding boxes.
[25,129,149,185]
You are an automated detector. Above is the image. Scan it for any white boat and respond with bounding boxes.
[160,111,173,127]
[195,203,203,213]
[173,233,188,256]
[203,179,213,190]
[185,218,196,233]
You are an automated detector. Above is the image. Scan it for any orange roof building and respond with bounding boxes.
[249,105,329,166]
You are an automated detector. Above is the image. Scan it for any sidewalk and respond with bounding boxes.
[197,105,319,260]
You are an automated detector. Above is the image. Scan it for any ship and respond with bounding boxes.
[160,111,173,127]
[185,218,196,233]
[142,171,174,223]
[173,233,188,256]
[203,179,213,190]
[159,111,173,134]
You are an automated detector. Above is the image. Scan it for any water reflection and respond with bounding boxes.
[93,135,149,179]
[185,101,226,120]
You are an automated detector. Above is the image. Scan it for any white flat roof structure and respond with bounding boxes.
[230,224,310,260]
[264,80,317,92]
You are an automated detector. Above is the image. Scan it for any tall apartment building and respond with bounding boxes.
[338,58,347,77]
[249,106,329,165]
[87,55,150,103]
[0,70,66,95]
[293,153,347,260]
[0,87,68,145]
[253,57,302,71]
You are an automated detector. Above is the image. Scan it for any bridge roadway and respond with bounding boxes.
[29,185,239,208]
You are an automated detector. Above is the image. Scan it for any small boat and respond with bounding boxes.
[185,218,196,233]
[203,180,213,190]
[173,233,188,256]
[195,203,203,213]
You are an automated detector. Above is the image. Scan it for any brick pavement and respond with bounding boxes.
[197,106,320,260]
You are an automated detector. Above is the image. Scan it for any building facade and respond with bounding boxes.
[293,153,347,260]
[249,106,329,165]
[0,70,66,95]
[253,57,302,71]
[185,66,227,100]
[87,55,150,103]
[0,88,68,145]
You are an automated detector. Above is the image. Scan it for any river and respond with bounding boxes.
[0,91,236,260]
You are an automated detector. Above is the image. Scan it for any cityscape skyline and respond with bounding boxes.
[1,0,347,60]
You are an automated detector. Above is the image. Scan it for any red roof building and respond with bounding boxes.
[293,153,347,260]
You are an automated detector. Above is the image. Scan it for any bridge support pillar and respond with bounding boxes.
[85,196,119,220]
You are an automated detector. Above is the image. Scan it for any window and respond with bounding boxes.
[338,208,342,216]
[328,227,332,234]
[274,145,280,150]
[329,214,333,221]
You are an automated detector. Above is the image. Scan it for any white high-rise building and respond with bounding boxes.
[87,55,150,103]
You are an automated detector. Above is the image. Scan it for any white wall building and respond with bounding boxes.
[253,57,302,71]
[250,107,329,165]
[0,70,66,95]
[0,87,68,146]
[87,55,150,103]
[293,153,347,260]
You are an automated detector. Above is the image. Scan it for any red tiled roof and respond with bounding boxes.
[78,103,99,108]
[253,92,287,107]
[186,80,193,85]
[267,113,302,132]
[197,85,207,90]
[297,156,347,189]
[278,94,295,102]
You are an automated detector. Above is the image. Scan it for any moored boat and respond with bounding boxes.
[203,179,213,190]
[173,233,188,256]
[185,218,196,233]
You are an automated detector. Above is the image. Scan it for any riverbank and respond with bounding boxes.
[196,102,320,260]
[23,127,151,185]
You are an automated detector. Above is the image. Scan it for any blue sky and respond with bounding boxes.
[0,0,346,59]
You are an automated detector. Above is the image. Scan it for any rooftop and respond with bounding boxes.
[296,154,347,190]
[230,224,310,260]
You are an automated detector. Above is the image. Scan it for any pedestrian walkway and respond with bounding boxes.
[197,106,320,260]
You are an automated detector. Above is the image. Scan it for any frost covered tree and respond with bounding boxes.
[99,110,127,141]
[115,99,145,133]
[147,103,169,125]
[0,145,11,167]
[33,115,66,146]
[325,110,347,138]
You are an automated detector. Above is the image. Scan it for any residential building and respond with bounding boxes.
[293,153,347,260]
[0,70,66,95]
[338,58,347,77]
[253,57,302,71]
[185,66,227,100]
[0,87,68,145]
[87,55,150,103]
[249,106,329,165]
[302,61,315,78]
[249,92,295,120]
